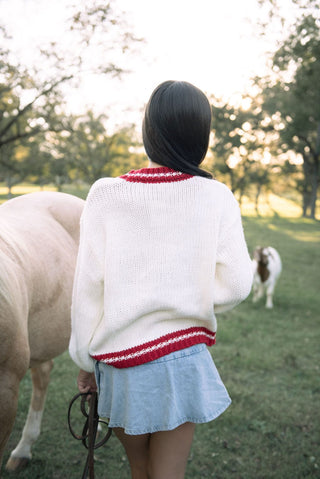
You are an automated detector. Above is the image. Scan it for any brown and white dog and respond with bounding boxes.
[252,246,282,308]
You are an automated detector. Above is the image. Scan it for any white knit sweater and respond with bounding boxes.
[69,167,253,372]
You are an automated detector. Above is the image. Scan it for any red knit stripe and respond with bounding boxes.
[120,167,193,183]
[91,327,216,368]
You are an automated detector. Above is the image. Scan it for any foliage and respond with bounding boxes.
[0,102,145,192]
[49,112,144,184]
[0,29,72,152]
[0,0,143,186]
[256,0,320,218]
[0,141,48,196]
[210,95,280,210]
[210,0,320,219]
[1,205,319,478]
[68,0,142,75]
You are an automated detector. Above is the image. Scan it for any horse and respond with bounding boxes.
[252,246,282,308]
[0,191,84,474]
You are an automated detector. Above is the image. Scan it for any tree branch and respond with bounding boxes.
[0,129,42,148]
[297,134,316,157]
[0,75,73,139]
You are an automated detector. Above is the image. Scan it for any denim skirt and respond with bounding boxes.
[94,343,231,435]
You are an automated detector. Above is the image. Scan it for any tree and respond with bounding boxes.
[256,0,320,218]
[0,138,50,197]
[54,111,139,184]
[210,95,275,207]
[0,1,142,183]
[0,31,72,162]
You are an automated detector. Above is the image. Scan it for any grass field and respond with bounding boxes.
[1,186,320,478]
[0,183,89,204]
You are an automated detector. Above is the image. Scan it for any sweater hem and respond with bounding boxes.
[91,326,216,368]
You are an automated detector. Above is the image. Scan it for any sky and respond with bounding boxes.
[0,0,289,130]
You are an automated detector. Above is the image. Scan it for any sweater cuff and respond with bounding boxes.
[68,345,95,373]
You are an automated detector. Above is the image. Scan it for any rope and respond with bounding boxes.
[68,391,112,478]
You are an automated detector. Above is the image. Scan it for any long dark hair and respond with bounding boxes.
[142,80,212,178]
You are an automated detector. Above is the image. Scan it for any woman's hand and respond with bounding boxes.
[77,369,97,394]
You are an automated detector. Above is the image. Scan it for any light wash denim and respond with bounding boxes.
[94,343,231,435]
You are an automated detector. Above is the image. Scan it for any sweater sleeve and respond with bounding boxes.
[214,193,253,314]
[69,182,105,372]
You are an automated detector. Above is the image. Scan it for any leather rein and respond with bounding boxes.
[68,391,112,478]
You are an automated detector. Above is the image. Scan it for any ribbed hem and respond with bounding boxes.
[91,327,216,368]
[120,167,193,183]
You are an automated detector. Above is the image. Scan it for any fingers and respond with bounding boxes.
[77,370,97,394]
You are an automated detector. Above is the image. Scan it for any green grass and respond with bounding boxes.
[0,183,90,204]
[1,191,320,478]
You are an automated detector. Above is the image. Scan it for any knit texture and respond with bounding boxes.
[69,167,253,372]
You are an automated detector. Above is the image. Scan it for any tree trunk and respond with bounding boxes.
[238,191,243,207]
[229,169,235,193]
[55,176,62,192]
[300,144,319,219]
[310,156,319,219]
[255,184,262,216]
[302,193,309,217]
[5,175,13,199]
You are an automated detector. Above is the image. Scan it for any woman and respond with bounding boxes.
[69,80,253,479]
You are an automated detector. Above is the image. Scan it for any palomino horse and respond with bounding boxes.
[0,191,84,474]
